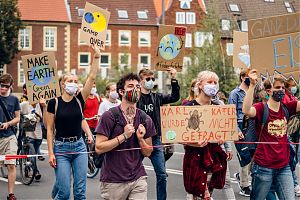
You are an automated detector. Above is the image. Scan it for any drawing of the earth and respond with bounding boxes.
[166,130,176,141]
[30,65,51,86]
[159,34,181,60]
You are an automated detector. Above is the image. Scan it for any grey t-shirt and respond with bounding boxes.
[95,106,156,183]
[0,95,20,138]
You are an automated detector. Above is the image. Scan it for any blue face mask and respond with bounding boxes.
[144,80,154,90]
[244,77,250,86]
[290,86,297,95]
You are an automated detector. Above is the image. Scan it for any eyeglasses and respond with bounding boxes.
[0,84,11,89]
[145,77,155,82]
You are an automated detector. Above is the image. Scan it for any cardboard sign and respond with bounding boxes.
[248,13,300,81]
[160,105,239,143]
[80,2,110,50]
[155,25,187,72]
[233,31,250,68]
[21,52,61,104]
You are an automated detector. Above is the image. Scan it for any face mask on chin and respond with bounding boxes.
[64,82,78,96]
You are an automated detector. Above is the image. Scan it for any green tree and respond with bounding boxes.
[181,6,239,99]
[0,0,24,69]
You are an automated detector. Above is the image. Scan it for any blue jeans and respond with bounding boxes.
[51,137,88,200]
[251,162,295,200]
[149,136,167,200]
[27,138,42,172]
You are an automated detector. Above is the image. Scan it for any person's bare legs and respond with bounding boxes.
[7,164,16,194]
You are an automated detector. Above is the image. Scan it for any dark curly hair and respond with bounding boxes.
[117,73,140,98]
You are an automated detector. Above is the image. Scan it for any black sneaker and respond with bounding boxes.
[234,172,241,189]
[7,193,17,200]
[35,172,41,181]
[240,186,251,197]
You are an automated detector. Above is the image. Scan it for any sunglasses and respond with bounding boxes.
[0,84,11,89]
[145,77,155,82]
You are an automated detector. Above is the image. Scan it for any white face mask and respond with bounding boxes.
[290,86,297,95]
[109,91,119,100]
[65,82,78,96]
[203,84,219,97]
[91,87,97,95]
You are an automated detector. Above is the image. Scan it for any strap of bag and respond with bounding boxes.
[0,98,13,121]
[258,103,269,142]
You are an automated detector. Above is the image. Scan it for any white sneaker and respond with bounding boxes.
[295,185,300,197]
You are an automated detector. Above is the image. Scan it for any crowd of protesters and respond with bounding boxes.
[1,47,300,200]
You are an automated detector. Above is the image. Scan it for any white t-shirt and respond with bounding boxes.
[98,98,121,116]
[20,101,43,139]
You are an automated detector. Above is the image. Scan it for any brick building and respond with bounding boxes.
[5,0,71,90]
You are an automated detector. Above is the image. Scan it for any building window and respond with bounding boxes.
[176,12,185,24]
[241,20,248,31]
[264,0,275,2]
[18,61,25,86]
[138,31,151,47]
[228,3,240,12]
[119,53,131,69]
[119,30,131,46]
[284,2,294,13]
[194,32,213,47]
[19,26,32,50]
[106,30,111,46]
[226,43,233,56]
[0,65,5,76]
[100,53,111,68]
[185,33,192,48]
[180,0,192,9]
[222,19,230,31]
[43,27,57,51]
[137,11,148,19]
[138,54,151,67]
[118,10,128,19]
[78,53,91,68]
[78,9,84,17]
[78,29,87,45]
[186,12,196,24]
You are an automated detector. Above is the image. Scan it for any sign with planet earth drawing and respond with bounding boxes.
[80,2,110,50]
[155,25,187,72]
[160,105,239,143]
[21,52,61,104]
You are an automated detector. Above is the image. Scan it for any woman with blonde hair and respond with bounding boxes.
[183,71,227,200]
[182,79,197,105]
[46,45,99,200]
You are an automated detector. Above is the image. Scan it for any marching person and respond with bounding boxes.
[95,73,156,199]
[46,45,98,200]
[137,67,180,200]
[228,69,252,196]
[97,82,120,117]
[183,71,227,200]
[0,74,20,200]
[243,69,300,200]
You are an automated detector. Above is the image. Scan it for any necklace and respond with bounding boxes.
[120,108,135,124]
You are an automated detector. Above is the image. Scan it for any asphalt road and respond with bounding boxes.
[1,141,300,200]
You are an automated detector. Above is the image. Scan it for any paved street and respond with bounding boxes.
[1,141,300,200]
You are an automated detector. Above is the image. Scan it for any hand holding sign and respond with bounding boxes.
[91,43,101,58]
[248,69,258,86]
[167,67,177,79]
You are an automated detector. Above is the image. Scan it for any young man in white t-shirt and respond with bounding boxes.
[97,83,120,117]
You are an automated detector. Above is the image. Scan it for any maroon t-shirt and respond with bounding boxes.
[253,101,297,169]
[95,106,156,183]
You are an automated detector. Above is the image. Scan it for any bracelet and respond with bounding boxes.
[122,133,128,142]
[116,136,120,145]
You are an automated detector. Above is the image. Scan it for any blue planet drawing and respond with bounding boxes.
[30,65,52,86]
[159,34,181,60]
[84,12,94,24]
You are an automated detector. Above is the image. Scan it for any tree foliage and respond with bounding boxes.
[0,0,24,67]
[180,7,239,99]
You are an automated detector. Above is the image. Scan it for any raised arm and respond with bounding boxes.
[242,70,257,118]
[81,44,100,101]
[162,67,180,104]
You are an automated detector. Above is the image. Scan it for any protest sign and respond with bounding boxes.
[233,31,250,68]
[80,2,110,50]
[160,105,238,143]
[248,13,300,81]
[155,25,187,72]
[21,52,61,104]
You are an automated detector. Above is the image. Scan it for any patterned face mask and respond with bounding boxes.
[124,87,140,103]
[272,90,285,102]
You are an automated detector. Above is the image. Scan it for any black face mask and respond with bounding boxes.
[272,90,285,102]
[244,77,250,86]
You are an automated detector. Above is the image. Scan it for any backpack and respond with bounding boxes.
[93,106,148,168]
[237,103,297,170]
